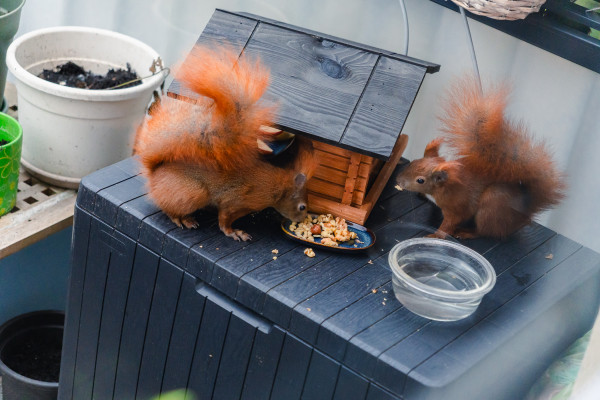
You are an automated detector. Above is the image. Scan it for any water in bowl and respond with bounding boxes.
[392,250,487,321]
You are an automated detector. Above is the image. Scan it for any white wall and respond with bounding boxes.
[11,0,600,253]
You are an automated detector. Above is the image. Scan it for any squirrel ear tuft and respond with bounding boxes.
[294,173,307,188]
[431,170,448,185]
[432,161,462,185]
[424,138,444,158]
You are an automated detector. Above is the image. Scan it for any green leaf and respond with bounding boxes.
[150,389,196,400]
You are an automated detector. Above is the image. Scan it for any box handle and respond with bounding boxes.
[195,279,273,334]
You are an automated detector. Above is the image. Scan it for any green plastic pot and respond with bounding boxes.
[0,112,22,216]
[0,0,25,107]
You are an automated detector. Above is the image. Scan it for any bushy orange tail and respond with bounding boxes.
[180,45,271,117]
[440,76,566,213]
[136,44,276,172]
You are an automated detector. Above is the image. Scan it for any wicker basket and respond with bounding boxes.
[451,0,547,20]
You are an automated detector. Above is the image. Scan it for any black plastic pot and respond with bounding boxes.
[0,310,64,400]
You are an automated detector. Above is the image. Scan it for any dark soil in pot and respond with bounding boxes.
[1,326,62,382]
[0,311,64,400]
[38,61,142,90]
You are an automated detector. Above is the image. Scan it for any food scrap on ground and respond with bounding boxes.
[304,248,315,258]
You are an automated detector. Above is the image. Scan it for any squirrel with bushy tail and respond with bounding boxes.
[134,45,317,241]
[396,77,566,239]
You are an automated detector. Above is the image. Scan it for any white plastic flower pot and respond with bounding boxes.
[6,26,166,188]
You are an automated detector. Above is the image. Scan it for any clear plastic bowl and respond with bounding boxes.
[388,238,496,321]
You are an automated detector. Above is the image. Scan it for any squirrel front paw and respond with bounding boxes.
[453,229,478,239]
[221,228,252,242]
[426,230,449,240]
[228,229,252,242]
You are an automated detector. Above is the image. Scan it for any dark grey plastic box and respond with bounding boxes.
[57,156,600,400]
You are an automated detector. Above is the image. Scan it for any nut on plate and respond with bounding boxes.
[292,213,357,247]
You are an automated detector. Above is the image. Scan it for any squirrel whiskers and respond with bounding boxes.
[396,77,566,239]
[134,45,317,241]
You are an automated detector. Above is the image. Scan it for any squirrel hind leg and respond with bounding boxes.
[146,163,210,229]
[452,228,478,240]
[170,215,200,229]
[218,208,253,241]
[475,184,530,239]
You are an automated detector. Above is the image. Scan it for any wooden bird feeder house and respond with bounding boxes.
[168,9,440,225]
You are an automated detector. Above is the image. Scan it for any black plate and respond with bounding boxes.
[281,214,376,252]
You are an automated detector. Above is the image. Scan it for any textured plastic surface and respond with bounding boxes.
[57,157,600,400]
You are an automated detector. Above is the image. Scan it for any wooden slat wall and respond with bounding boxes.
[312,166,370,188]
[341,153,363,205]
[308,140,381,207]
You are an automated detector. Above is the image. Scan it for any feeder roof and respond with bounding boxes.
[168,9,440,160]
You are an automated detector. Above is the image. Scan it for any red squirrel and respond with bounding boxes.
[396,78,566,239]
[134,45,317,241]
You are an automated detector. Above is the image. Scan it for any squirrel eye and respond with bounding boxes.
[416,178,425,184]
[299,204,306,211]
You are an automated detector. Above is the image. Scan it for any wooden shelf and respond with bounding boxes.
[0,82,76,259]
[0,167,76,259]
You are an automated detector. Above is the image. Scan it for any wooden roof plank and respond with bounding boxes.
[233,9,440,73]
[341,59,426,159]
[243,22,378,143]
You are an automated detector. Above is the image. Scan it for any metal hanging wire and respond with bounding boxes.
[398,0,410,55]
[397,0,481,94]
[459,6,483,94]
